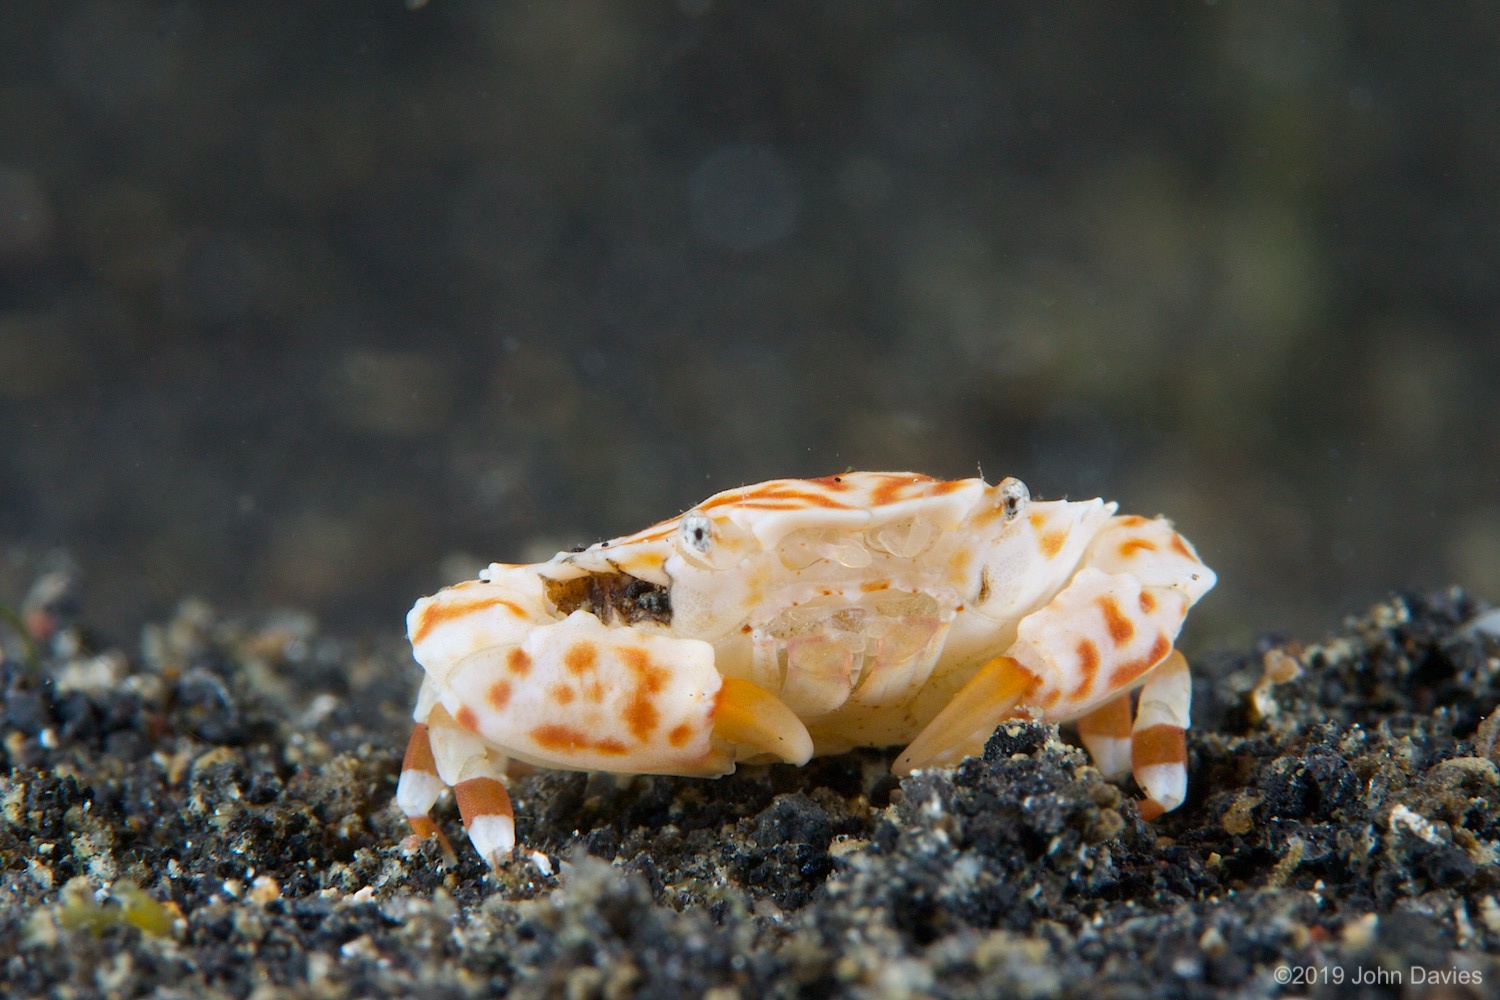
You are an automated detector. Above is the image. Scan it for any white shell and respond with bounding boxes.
[407,472,1216,772]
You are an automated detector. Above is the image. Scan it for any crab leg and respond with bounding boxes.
[1131,649,1190,820]
[892,655,1036,775]
[425,704,517,868]
[1075,691,1133,780]
[396,722,458,863]
[711,677,814,765]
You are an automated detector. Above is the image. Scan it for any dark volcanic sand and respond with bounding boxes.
[3,585,1499,998]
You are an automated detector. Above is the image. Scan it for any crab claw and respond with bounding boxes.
[711,677,814,765]
[893,655,1036,774]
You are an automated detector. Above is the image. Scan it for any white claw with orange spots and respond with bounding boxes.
[401,472,1216,867]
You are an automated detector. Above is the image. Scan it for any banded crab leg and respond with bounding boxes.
[396,722,457,864]
[1129,649,1190,820]
[1075,650,1192,819]
[1075,691,1133,780]
[893,648,1191,819]
[894,509,1209,810]
[399,703,516,869]
[398,672,811,867]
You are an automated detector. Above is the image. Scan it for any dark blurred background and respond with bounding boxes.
[1,2,1497,653]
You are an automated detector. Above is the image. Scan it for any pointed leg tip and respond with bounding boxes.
[1137,798,1167,822]
[403,817,459,866]
[467,814,517,869]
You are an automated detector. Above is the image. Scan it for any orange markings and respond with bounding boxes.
[1131,723,1186,768]
[872,473,934,505]
[487,680,512,711]
[668,722,694,747]
[1029,512,1047,530]
[1117,515,1149,528]
[1073,639,1100,697]
[806,475,855,491]
[860,580,891,592]
[1137,799,1167,821]
[564,642,598,676]
[585,680,605,703]
[973,499,1008,525]
[741,624,753,633]
[1139,590,1157,614]
[622,693,661,741]
[614,521,676,545]
[701,483,851,512]
[402,723,438,775]
[739,500,841,510]
[1038,688,1062,709]
[454,776,513,830]
[620,648,669,692]
[927,478,968,496]
[507,648,532,675]
[411,596,528,645]
[406,814,442,839]
[550,683,575,705]
[1169,533,1195,561]
[1038,530,1068,559]
[1098,595,1136,645]
[1117,537,1157,557]
[1107,634,1172,690]
[531,724,629,755]
[1076,694,1132,738]
[456,706,480,733]
[619,646,668,740]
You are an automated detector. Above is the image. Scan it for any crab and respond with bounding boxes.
[399,472,1216,867]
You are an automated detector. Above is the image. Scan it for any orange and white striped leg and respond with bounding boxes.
[425,704,516,869]
[396,722,458,864]
[1130,649,1191,820]
[1075,690,1133,781]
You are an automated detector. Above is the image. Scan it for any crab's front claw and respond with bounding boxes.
[893,655,1037,775]
[711,677,814,765]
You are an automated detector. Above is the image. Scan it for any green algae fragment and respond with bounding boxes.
[56,877,180,938]
[115,881,181,938]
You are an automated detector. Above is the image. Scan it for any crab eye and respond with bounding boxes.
[680,513,714,553]
[997,478,1029,521]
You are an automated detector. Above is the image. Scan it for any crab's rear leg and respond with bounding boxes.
[1129,649,1190,819]
[397,722,458,864]
[1076,692,1133,780]
[1075,651,1191,819]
